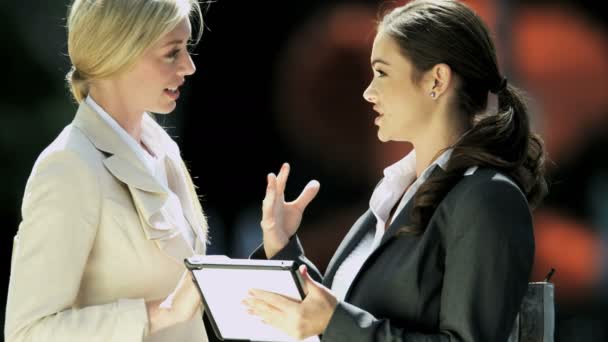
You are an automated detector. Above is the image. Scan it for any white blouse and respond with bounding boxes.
[85,95,196,249]
[331,149,477,301]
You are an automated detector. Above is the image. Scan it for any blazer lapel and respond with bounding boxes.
[341,166,448,300]
[163,154,208,254]
[323,209,376,287]
[72,102,194,264]
[378,165,447,249]
[337,193,417,301]
[139,114,208,254]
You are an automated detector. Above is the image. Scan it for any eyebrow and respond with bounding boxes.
[163,39,186,47]
[371,58,391,67]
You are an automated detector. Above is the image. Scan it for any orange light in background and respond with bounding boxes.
[512,6,608,161]
[533,210,603,303]
[273,4,382,180]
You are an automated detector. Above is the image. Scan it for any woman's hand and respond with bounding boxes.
[261,163,320,258]
[146,270,201,334]
[243,265,337,340]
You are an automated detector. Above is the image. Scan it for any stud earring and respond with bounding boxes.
[430,91,436,99]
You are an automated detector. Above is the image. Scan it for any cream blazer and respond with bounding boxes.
[5,102,209,342]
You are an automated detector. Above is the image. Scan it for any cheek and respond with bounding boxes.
[136,61,173,90]
[382,82,406,108]
[383,90,407,118]
[390,87,423,115]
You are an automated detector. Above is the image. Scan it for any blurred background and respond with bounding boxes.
[1,0,607,340]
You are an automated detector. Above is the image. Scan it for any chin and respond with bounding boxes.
[377,130,390,143]
[154,109,173,115]
[150,103,176,115]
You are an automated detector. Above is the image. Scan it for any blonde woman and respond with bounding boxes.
[5,1,209,341]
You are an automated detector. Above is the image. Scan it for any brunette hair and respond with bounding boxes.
[379,0,547,233]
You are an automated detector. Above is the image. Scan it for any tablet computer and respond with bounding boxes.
[185,255,321,342]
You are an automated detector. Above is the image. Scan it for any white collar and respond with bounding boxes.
[380,149,453,188]
[370,149,453,225]
[85,95,163,174]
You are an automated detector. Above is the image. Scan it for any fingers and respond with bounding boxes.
[166,270,202,320]
[299,264,314,296]
[261,173,277,219]
[275,163,290,195]
[243,290,295,324]
[292,180,320,211]
[248,289,300,309]
[244,296,282,314]
[243,298,290,336]
[266,172,277,198]
[175,270,194,298]
[261,163,289,229]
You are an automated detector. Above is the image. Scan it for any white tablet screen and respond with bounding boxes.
[193,266,320,342]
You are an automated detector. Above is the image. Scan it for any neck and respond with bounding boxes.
[412,112,468,178]
[89,88,145,143]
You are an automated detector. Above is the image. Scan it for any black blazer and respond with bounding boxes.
[252,167,534,342]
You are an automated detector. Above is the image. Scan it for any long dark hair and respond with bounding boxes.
[380,0,547,233]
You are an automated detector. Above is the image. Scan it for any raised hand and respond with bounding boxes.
[261,163,320,258]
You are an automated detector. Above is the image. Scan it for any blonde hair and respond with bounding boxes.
[66,0,203,103]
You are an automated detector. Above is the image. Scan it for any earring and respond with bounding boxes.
[430,91,436,99]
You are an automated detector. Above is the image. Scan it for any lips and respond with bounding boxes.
[374,115,383,125]
[372,106,384,125]
[164,82,184,100]
[164,86,180,100]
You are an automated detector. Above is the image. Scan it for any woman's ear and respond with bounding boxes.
[428,63,452,100]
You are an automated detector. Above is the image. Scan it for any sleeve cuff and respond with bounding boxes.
[249,235,305,261]
[250,243,267,260]
[272,235,305,260]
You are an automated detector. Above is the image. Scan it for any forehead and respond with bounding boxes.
[370,31,402,61]
[158,18,192,45]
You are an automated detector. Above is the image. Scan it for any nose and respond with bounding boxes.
[179,53,196,77]
[363,82,377,103]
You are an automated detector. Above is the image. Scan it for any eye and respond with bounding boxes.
[374,69,387,78]
[166,49,180,61]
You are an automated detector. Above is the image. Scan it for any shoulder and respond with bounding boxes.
[447,168,527,207]
[438,168,533,240]
[35,123,105,174]
[28,125,103,193]
[22,145,102,224]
